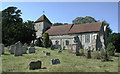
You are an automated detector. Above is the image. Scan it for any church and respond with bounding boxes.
[34,14,107,51]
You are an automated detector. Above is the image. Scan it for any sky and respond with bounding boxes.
[1,2,119,33]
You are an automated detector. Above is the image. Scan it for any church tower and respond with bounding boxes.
[34,14,52,38]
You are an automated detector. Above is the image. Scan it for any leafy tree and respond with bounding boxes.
[107,43,115,56]
[53,22,63,26]
[2,7,36,45]
[107,33,120,52]
[72,16,112,40]
[43,32,49,48]
[102,20,112,37]
[72,16,97,24]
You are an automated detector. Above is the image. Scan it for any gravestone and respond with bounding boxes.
[14,41,22,56]
[0,43,4,55]
[24,43,28,50]
[57,50,62,53]
[1,44,4,54]
[29,47,35,53]
[30,43,34,47]
[50,45,54,50]
[22,46,27,54]
[9,45,16,54]
[51,58,60,65]
[42,51,45,53]
[45,52,50,56]
[87,50,91,59]
[29,60,42,70]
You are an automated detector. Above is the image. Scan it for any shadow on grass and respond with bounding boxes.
[30,67,47,70]
[115,55,119,57]
[2,53,10,55]
[41,67,47,69]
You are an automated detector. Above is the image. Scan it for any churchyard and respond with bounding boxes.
[2,44,119,72]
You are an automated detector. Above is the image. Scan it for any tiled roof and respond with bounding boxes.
[46,22,103,35]
[46,24,73,35]
[35,14,52,24]
[68,22,102,34]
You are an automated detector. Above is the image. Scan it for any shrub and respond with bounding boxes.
[107,43,115,56]
[79,49,85,56]
[43,32,49,48]
[94,51,101,59]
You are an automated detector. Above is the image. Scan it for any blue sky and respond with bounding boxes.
[1,2,118,33]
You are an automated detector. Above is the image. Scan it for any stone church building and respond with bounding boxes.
[34,14,107,51]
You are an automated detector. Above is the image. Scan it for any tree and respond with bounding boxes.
[72,16,112,40]
[102,20,112,37]
[53,22,63,26]
[107,43,115,56]
[43,32,49,48]
[72,16,97,24]
[107,33,120,52]
[2,7,36,45]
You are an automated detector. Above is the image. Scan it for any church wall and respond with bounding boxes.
[34,22,44,38]
[49,32,98,51]
[43,22,52,33]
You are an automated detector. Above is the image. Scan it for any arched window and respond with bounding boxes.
[85,34,90,43]
[66,40,69,45]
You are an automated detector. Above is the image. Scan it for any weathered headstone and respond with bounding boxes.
[51,58,60,65]
[14,41,22,56]
[9,45,15,54]
[45,52,50,56]
[29,60,42,70]
[87,50,91,59]
[42,51,45,53]
[50,45,54,50]
[30,43,34,47]
[28,47,35,53]
[1,44,4,54]
[0,43,4,55]
[22,46,27,54]
[24,43,28,50]
[57,50,62,53]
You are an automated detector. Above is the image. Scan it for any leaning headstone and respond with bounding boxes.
[29,60,42,70]
[29,47,35,53]
[9,45,15,54]
[87,50,91,59]
[14,41,22,56]
[45,52,50,56]
[51,58,60,65]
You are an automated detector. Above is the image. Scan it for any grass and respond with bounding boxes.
[2,46,118,72]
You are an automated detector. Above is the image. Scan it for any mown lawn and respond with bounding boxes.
[2,46,118,72]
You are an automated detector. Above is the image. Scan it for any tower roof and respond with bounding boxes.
[35,14,52,24]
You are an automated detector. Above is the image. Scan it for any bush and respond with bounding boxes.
[93,51,101,59]
[43,32,49,48]
[79,49,85,56]
[107,43,115,56]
